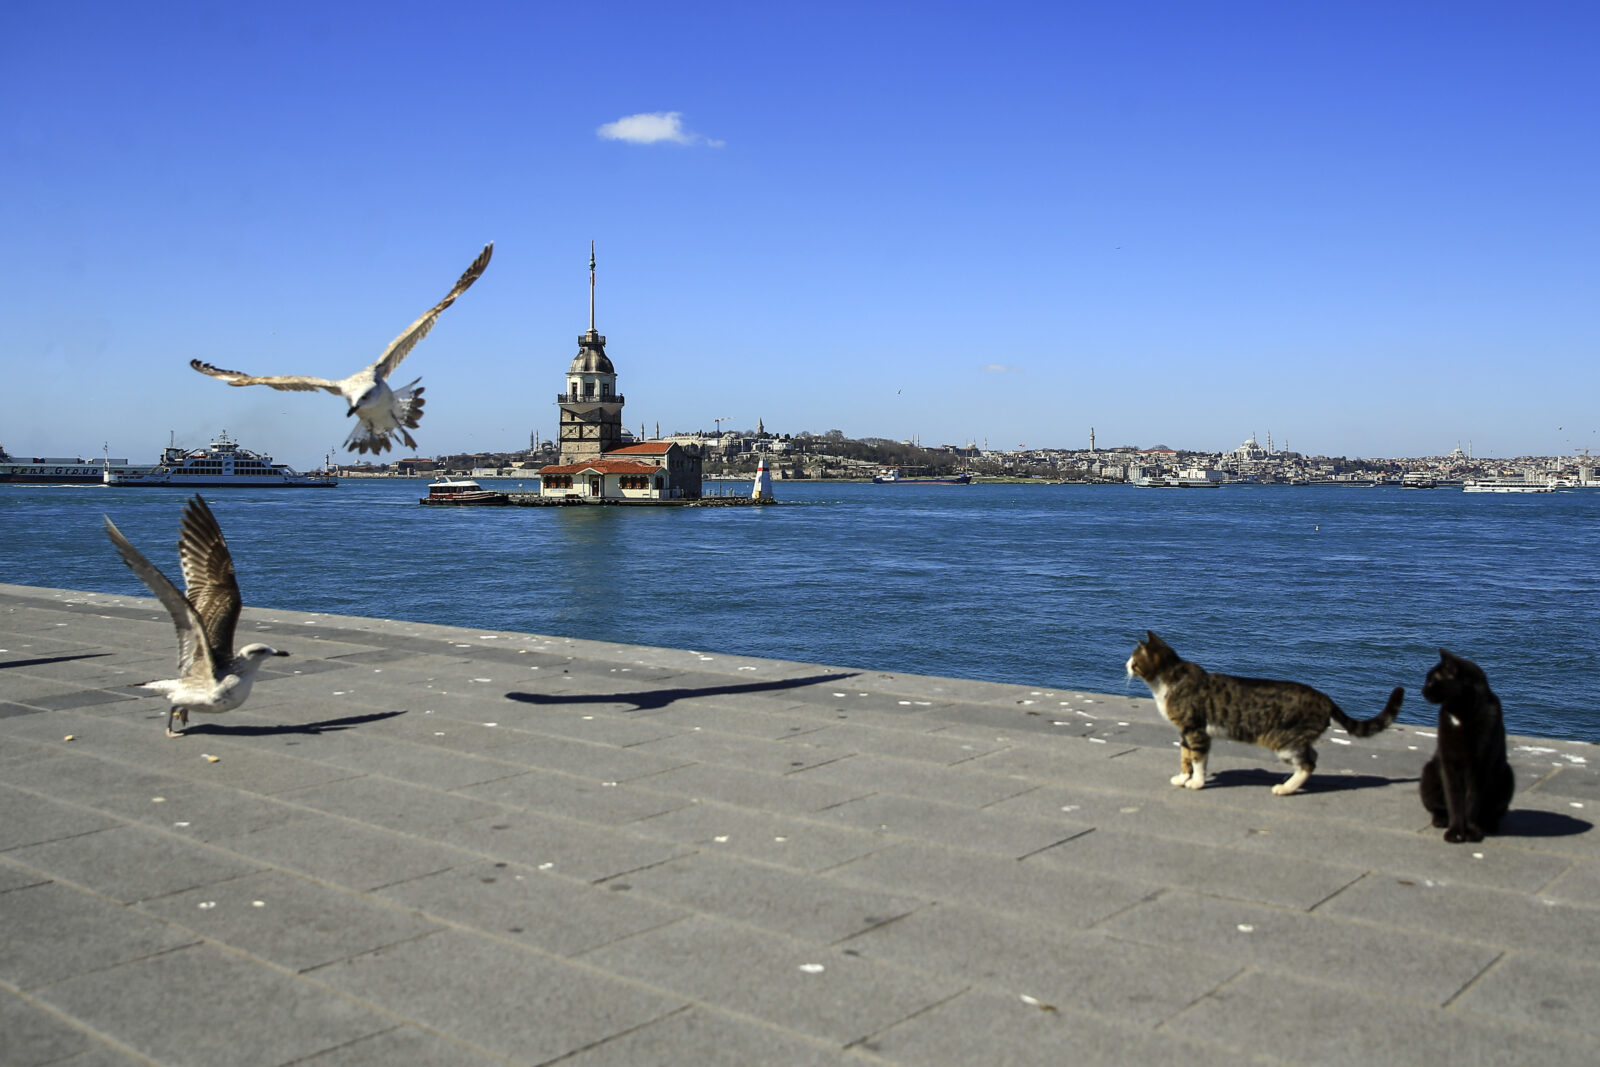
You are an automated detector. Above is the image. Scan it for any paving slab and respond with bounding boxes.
[33,943,393,1067]
[574,915,964,1047]
[3,582,1599,1065]
[374,859,686,956]
[5,823,263,904]
[841,902,1243,1027]
[628,798,888,872]
[308,929,685,1064]
[1096,888,1500,1004]
[597,849,926,943]
[0,880,198,990]
[135,869,445,973]
[554,1006,864,1067]
[0,989,102,1067]
[1164,969,1600,1067]
[425,808,694,883]
[862,988,1266,1067]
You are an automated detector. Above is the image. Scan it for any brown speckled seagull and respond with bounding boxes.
[190,242,493,454]
[104,495,287,737]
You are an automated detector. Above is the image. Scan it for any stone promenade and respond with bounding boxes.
[3,581,1599,1066]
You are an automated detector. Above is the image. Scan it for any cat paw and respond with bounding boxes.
[1430,813,1449,828]
[1271,782,1301,796]
[1170,774,1191,786]
[1183,775,1205,790]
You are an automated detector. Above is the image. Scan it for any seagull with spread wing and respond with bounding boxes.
[191,242,493,454]
[104,495,288,737]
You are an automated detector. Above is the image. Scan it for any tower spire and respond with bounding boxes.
[588,241,596,332]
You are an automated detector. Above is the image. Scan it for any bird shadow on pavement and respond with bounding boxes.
[505,671,860,712]
[0,653,114,670]
[181,710,406,736]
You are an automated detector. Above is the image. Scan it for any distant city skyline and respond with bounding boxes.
[3,2,1596,471]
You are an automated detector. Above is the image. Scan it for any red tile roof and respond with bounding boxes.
[539,459,663,476]
[609,442,676,456]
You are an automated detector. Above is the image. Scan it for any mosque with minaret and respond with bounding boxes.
[537,247,703,501]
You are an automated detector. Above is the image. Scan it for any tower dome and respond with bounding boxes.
[568,330,615,375]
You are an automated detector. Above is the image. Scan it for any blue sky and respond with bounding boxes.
[3,1,1596,468]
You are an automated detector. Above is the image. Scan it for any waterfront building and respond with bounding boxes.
[537,440,703,501]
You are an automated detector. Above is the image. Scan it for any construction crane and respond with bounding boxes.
[712,416,737,435]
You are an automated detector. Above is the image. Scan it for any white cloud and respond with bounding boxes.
[982,364,1020,374]
[596,111,723,147]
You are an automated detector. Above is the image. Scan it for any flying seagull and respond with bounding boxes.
[104,495,287,737]
[190,242,494,454]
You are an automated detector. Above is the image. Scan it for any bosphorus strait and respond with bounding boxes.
[6,480,1597,742]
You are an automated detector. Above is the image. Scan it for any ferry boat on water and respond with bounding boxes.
[104,432,336,488]
[872,467,971,485]
[1462,478,1554,494]
[419,479,510,506]
[0,444,156,484]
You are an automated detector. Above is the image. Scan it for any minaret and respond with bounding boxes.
[557,243,626,464]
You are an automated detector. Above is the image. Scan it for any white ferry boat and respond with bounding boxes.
[1462,478,1553,494]
[0,444,156,485]
[104,432,336,488]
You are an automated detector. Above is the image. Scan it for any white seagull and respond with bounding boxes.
[104,495,288,737]
[190,242,493,454]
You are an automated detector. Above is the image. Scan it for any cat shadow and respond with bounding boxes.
[1496,808,1593,838]
[1207,767,1417,793]
[181,710,406,737]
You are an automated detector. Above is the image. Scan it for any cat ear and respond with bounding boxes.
[1145,630,1159,645]
[1439,648,1455,661]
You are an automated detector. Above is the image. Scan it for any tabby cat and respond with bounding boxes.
[1419,649,1514,843]
[1126,632,1405,795]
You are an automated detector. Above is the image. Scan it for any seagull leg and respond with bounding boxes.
[166,706,187,738]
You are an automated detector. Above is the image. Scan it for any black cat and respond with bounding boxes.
[1419,649,1514,843]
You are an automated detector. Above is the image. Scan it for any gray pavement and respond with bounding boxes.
[2,579,1598,1066]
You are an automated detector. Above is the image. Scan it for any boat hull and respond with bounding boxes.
[872,474,972,485]
[2,463,155,484]
[419,493,510,506]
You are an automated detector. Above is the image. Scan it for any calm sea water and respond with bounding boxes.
[4,479,1597,741]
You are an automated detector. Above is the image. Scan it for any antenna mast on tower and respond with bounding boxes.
[588,241,596,331]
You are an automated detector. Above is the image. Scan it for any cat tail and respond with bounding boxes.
[1330,687,1404,738]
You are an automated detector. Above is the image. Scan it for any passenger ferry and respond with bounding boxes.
[1462,477,1553,494]
[104,432,337,488]
[0,444,156,484]
[419,478,510,506]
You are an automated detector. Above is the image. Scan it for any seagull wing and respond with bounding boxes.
[371,242,493,380]
[104,515,216,681]
[176,495,241,669]
[190,359,344,394]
